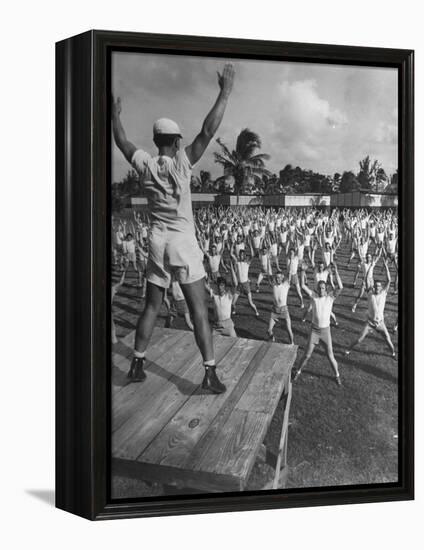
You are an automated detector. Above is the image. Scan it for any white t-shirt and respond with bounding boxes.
[132,149,194,231]
[288,255,299,275]
[208,254,221,273]
[237,261,249,283]
[314,269,329,284]
[367,290,387,323]
[273,282,290,307]
[213,292,233,321]
[311,294,335,328]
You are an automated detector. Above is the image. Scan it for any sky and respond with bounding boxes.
[111,52,398,183]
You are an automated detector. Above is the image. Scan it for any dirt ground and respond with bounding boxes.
[111,234,398,497]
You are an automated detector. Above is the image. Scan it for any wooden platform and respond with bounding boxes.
[112,328,297,493]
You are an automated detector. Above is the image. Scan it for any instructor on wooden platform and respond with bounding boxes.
[112,63,235,393]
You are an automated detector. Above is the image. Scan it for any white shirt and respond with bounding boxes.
[367,290,387,323]
[208,254,221,272]
[314,269,329,284]
[213,292,233,321]
[288,255,299,275]
[132,149,194,231]
[237,261,249,283]
[311,294,335,328]
[272,282,290,307]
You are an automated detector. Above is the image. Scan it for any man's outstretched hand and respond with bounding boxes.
[217,64,235,98]
[112,95,122,117]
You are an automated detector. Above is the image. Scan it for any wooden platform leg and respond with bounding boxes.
[272,379,292,489]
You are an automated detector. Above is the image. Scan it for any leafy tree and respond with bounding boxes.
[357,156,381,190]
[340,171,360,193]
[214,128,271,203]
[375,167,388,191]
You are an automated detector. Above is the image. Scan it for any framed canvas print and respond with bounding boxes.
[56,30,414,520]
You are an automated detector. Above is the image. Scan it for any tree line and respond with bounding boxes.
[112,128,398,209]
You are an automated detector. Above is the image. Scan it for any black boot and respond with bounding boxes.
[201,365,226,394]
[127,356,146,382]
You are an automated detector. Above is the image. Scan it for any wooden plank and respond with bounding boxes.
[138,337,262,469]
[112,331,200,432]
[112,329,187,398]
[273,380,292,489]
[182,342,271,477]
[112,458,242,495]
[112,335,236,460]
[236,344,297,414]
[193,409,269,486]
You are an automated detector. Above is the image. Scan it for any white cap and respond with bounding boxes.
[153,118,182,137]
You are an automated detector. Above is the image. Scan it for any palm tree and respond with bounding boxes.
[213,128,271,204]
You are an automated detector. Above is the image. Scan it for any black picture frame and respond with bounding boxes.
[56,30,414,520]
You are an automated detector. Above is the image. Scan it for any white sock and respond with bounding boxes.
[204,360,216,367]
[134,350,146,359]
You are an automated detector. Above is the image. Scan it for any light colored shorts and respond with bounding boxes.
[147,224,206,289]
[213,318,237,338]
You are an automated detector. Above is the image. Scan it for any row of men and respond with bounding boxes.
[112,214,398,387]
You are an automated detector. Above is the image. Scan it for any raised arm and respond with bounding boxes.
[300,265,313,297]
[332,262,343,297]
[383,259,391,292]
[185,64,235,165]
[112,97,136,164]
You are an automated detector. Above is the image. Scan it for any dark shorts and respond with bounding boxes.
[209,271,220,283]
[367,319,387,332]
[271,305,290,321]
[308,325,332,348]
[289,273,299,286]
[237,281,251,295]
[213,318,237,337]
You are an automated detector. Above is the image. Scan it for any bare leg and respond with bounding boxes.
[267,317,276,340]
[324,338,340,380]
[184,312,194,331]
[247,292,259,316]
[345,323,370,354]
[180,278,214,362]
[352,283,366,312]
[295,281,305,308]
[294,335,315,381]
[134,282,165,353]
[285,316,294,345]
[256,272,264,292]
[380,325,395,356]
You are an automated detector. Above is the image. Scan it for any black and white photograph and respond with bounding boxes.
[110,51,401,498]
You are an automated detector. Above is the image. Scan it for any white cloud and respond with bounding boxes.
[272,79,348,168]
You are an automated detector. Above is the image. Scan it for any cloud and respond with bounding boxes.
[271,79,348,168]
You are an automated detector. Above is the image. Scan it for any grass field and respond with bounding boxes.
[111,233,398,494]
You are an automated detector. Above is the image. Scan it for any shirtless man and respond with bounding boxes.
[294,262,343,386]
[266,271,294,345]
[112,63,235,393]
[345,259,395,358]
